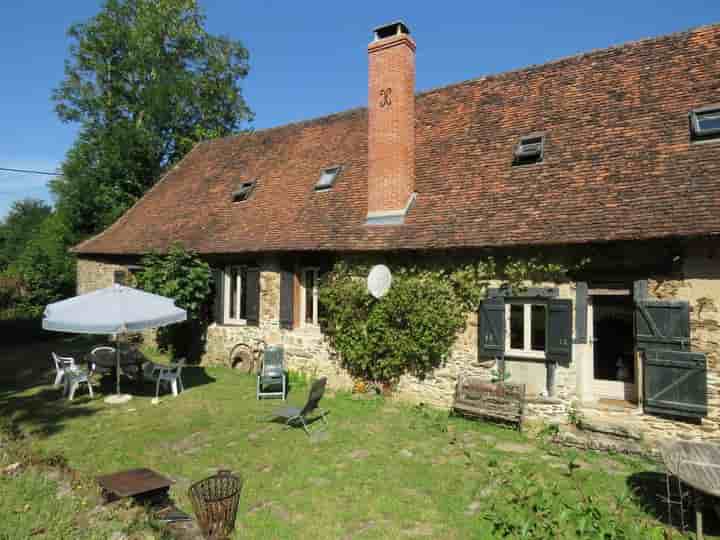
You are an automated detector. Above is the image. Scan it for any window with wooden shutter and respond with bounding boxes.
[644,350,707,418]
[279,270,295,330]
[244,268,260,326]
[636,300,691,351]
[546,299,572,365]
[479,298,505,357]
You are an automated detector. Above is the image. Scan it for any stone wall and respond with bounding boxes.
[76,258,128,295]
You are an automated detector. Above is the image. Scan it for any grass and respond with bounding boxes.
[0,337,712,539]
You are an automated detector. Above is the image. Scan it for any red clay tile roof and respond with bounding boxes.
[74,24,720,256]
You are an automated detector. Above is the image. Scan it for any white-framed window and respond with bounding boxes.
[300,268,320,327]
[224,266,249,324]
[506,302,547,359]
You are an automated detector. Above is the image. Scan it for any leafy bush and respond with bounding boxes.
[320,257,575,385]
[135,244,212,360]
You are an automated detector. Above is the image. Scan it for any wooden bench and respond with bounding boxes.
[452,376,526,431]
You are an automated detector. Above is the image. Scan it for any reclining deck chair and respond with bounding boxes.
[268,377,328,435]
[257,346,286,400]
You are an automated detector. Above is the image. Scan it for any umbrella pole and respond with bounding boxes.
[116,336,121,395]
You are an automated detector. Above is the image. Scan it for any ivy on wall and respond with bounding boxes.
[320,256,581,385]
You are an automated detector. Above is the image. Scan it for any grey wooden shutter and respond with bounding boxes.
[479,298,505,357]
[245,268,260,326]
[635,300,690,351]
[213,269,224,324]
[574,282,588,344]
[546,299,572,365]
[279,271,295,330]
[644,350,707,418]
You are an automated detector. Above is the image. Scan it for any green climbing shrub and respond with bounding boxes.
[320,255,581,385]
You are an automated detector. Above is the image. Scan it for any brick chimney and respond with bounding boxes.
[366,21,416,225]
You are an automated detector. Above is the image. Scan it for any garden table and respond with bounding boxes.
[84,348,146,389]
[661,440,720,539]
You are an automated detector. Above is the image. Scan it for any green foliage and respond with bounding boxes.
[0,199,52,271]
[8,214,76,316]
[479,473,666,539]
[135,243,211,319]
[52,0,253,236]
[321,256,581,384]
[135,244,212,360]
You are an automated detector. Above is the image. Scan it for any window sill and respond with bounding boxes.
[216,320,249,327]
[505,350,546,361]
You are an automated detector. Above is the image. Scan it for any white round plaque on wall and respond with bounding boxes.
[367,265,392,298]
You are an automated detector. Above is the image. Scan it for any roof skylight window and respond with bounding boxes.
[690,106,720,140]
[513,134,544,165]
[232,180,256,202]
[315,166,342,191]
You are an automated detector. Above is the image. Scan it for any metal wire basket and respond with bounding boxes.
[188,470,243,540]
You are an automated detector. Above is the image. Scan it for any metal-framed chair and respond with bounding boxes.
[267,377,329,435]
[51,352,76,389]
[256,346,286,400]
[154,359,186,398]
[88,345,116,376]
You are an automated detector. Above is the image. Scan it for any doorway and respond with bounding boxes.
[590,294,637,402]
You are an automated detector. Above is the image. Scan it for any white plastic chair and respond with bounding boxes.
[51,352,76,389]
[65,366,94,401]
[154,359,186,398]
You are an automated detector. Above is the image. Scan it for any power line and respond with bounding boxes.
[0,167,61,176]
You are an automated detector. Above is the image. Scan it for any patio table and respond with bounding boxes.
[84,348,146,389]
[661,440,720,539]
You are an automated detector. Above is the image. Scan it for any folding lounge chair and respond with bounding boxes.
[268,377,329,435]
[257,346,286,400]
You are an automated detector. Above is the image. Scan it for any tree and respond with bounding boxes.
[52,0,252,236]
[9,214,76,315]
[0,199,52,270]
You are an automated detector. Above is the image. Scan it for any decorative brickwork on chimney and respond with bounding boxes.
[366,22,416,225]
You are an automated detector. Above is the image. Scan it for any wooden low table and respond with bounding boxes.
[97,468,174,503]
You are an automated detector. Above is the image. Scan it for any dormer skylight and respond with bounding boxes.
[315,165,342,191]
[513,134,544,165]
[690,105,720,141]
[232,180,256,202]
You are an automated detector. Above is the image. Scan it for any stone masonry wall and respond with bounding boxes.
[76,258,128,295]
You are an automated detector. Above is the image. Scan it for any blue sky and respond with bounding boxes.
[1,0,719,218]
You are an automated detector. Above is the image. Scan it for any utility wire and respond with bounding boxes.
[0,167,61,176]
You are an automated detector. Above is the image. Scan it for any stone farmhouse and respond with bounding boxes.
[73,22,720,442]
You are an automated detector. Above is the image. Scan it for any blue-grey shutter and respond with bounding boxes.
[279,271,295,330]
[479,298,505,357]
[574,282,588,344]
[635,300,690,351]
[245,268,260,327]
[644,350,707,418]
[213,269,224,325]
[546,299,572,366]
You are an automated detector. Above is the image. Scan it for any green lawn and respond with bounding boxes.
[0,337,709,539]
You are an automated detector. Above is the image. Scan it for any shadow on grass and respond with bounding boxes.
[627,471,720,537]
[91,365,217,398]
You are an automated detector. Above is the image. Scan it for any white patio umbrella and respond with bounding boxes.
[43,284,187,403]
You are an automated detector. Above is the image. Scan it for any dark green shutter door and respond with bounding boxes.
[546,299,572,365]
[479,298,505,357]
[245,269,260,326]
[644,350,707,418]
[279,271,294,330]
[635,300,690,351]
[213,269,224,324]
[574,282,588,344]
